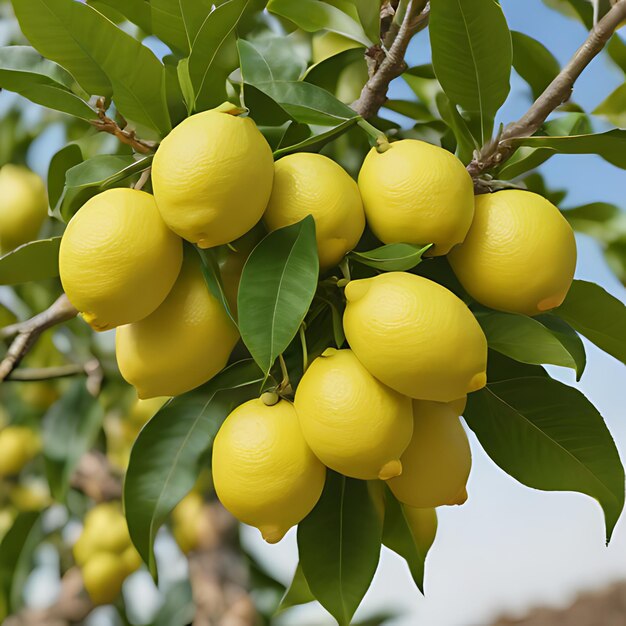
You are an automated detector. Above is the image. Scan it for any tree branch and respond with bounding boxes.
[353,0,429,119]
[0,295,79,382]
[467,0,626,179]
[70,451,123,502]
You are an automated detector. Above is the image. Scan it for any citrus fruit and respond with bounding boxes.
[0,426,40,477]
[448,190,577,315]
[388,397,471,508]
[82,552,127,605]
[116,253,239,399]
[0,165,47,254]
[264,153,365,270]
[172,492,204,554]
[212,398,326,543]
[59,188,182,331]
[152,109,274,248]
[343,272,487,402]
[358,139,474,255]
[81,503,133,555]
[294,348,413,479]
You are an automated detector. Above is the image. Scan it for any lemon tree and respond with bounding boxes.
[0,1,625,624]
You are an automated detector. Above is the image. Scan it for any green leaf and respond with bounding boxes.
[0,46,96,120]
[298,473,382,626]
[605,240,626,286]
[124,360,264,579]
[187,0,248,112]
[88,0,153,33]
[150,580,195,626]
[435,93,477,164]
[429,0,512,143]
[511,31,560,100]
[238,216,319,374]
[350,0,381,43]
[562,202,623,240]
[465,376,625,542]
[180,0,212,45]
[349,243,432,272]
[151,0,189,54]
[12,0,171,135]
[0,511,42,616]
[196,247,235,323]
[594,83,626,128]
[47,144,82,211]
[475,310,586,379]
[487,349,548,382]
[0,237,62,285]
[42,380,103,501]
[555,279,626,365]
[267,0,372,46]
[277,563,315,613]
[382,488,437,594]
[607,34,626,74]
[273,118,359,158]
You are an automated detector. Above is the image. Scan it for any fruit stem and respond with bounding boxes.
[261,391,279,406]
[299,324,309,373]
[357,118,391,152]
[277,354,292,397]
[339,258,351,282]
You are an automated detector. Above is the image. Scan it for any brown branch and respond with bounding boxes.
[353,0,429,119]
[70,451,123,502]
[467,0,626,179]
[0,295,79,382]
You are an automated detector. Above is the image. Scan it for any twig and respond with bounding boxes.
[467,0,626,179]
[6,363,90,381]
[353,0,429,119]
[90,98,158,154]
[133,166,152,191]
[0,295,79,382]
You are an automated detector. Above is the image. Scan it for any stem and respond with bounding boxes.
[357,118,391,151]
[339,258,351,282]
[277,354,292,396]
[299,325,309,373]
[133,167,151,191]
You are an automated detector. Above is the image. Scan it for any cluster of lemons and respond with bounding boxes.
[72,503,142,605]
[0,425,40,478]
[57,107,576,542]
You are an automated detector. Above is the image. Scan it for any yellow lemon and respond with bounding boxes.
[152,110,274,248]
[388,398,471,508]
[263,153,365,270]
[0,165,47,254]
[448,190,577,315]
[0,426,40,476]
[294,349,413,480]
[82,552,128,605]
[128,397,169,427]
[82,503,133,555]
[172,491,204,554]
[343,272,487,402]
[212,398,326,544]
[59,188,182,331]
[116,253,239,399]
[358,140,474,254]
[10,480,50,511]
[121,544,143,575]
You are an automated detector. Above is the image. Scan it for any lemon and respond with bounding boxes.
[388,398,471,508]
[448,190,577,315]
[0,426,40,476]
[212,398,326,543]
[82,552,127,605]
[152,110,274,248]
[0,165,47,254]
[81,503,133,555]
[172,491,204,554]
[59,188,182,331]
[116,253,238,399]
[128,397,169,427]
[358,140,474,255]
[263,153,365,270]
[10,480,50,511]
[343,272,487,402]
[294,348,413,480]
[121,544,143,575]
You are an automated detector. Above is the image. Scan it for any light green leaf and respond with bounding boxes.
[429,0,512,143]
[594,83,626,128]
[196,247,235,323]
[350,0,381,43]
[150,580,195,626]
[124,360,265,579]
[47,144,82,211]
[350,243,432,272]
[563,202,623,241]
[555,279,626,365]
[475,309,586,379]
[273,118,359,158]
[297,472,382,626]
[0,46,96,120]
[511,31,560,100]
[0,237,62,285]
[267,0,372,47]
[180,0,213,45]
[277,563,315,613]
[87,0,153,33]
[435,92,477,163]
[238,216,319,374]
[605,240,626,286]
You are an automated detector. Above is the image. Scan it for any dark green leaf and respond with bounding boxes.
[465,376,625,541]
[429,0,512,143]
[277,563,315,613]
[180,0,212,45]
[486,349,548,382]
[151,0,189,54]
[124,360,264,579]
[47,144,82,211]
[0,237,61,285]
[42,380,103,501]
[273,118,358,158]
[238,216,319,374]
[555,279,626,365]
[298,473,382,626]
[511,31,560,100]
[349,243,432,271]
[196,247,235,323]
[435,93,477,164]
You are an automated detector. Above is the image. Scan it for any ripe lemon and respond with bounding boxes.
[448,190,577,315]
[343,272,487,402]
[82,552,127,605]
[388,397,471,508]
[152,110,274,248]
[0,165,47,254]
[59,189,182,331]
[116,253,239,399]
[0,426,40,476]
[358,140,474,254]
[172,492,204,554]
[263,153,365,270]
[81,503,133,555]
[294,348,413,480]
[121,544,143,575]
[212,398,326,544]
